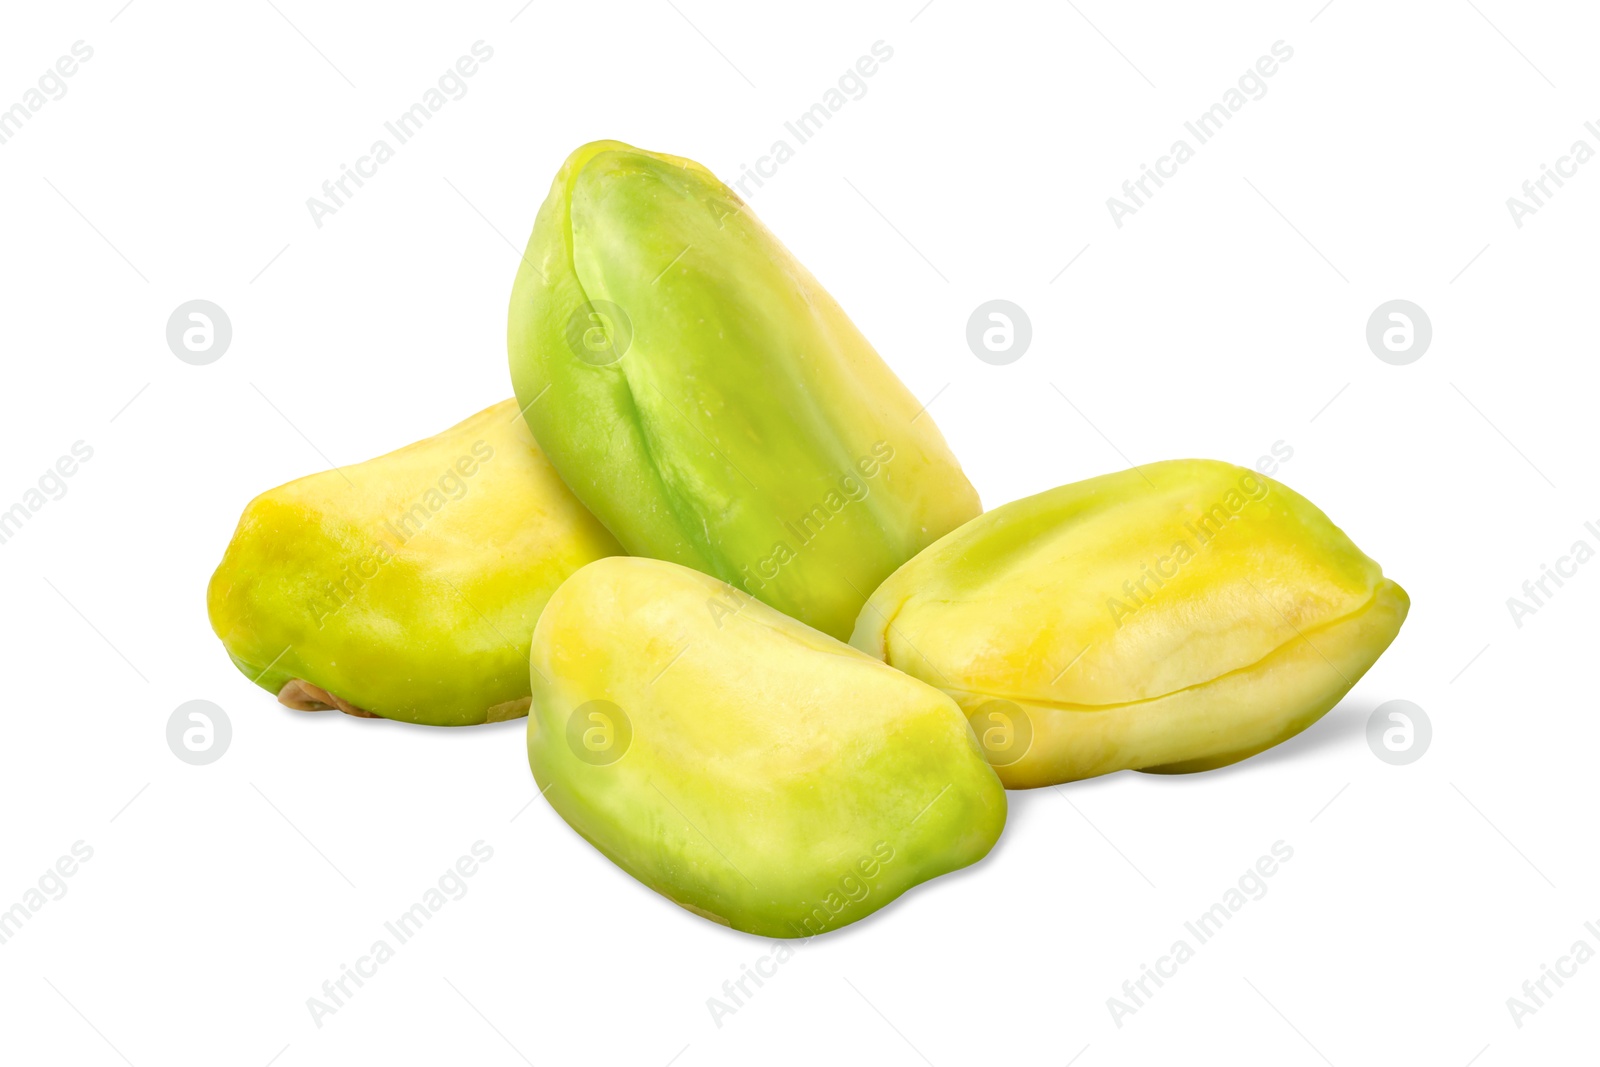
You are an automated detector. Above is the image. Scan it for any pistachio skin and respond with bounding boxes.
[527,556,1007,937]
[850,460,1410,786]
[207,400,623,726]
[507,140,981,640]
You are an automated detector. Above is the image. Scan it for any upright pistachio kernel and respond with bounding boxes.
[507,140,981,640]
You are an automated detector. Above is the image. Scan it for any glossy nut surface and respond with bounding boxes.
[850,460,1410,786]
[508,140,981,640]
[207,400,622,726]
[527,556,1007,937]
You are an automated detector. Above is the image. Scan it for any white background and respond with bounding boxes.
[0,1,1593,1063]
